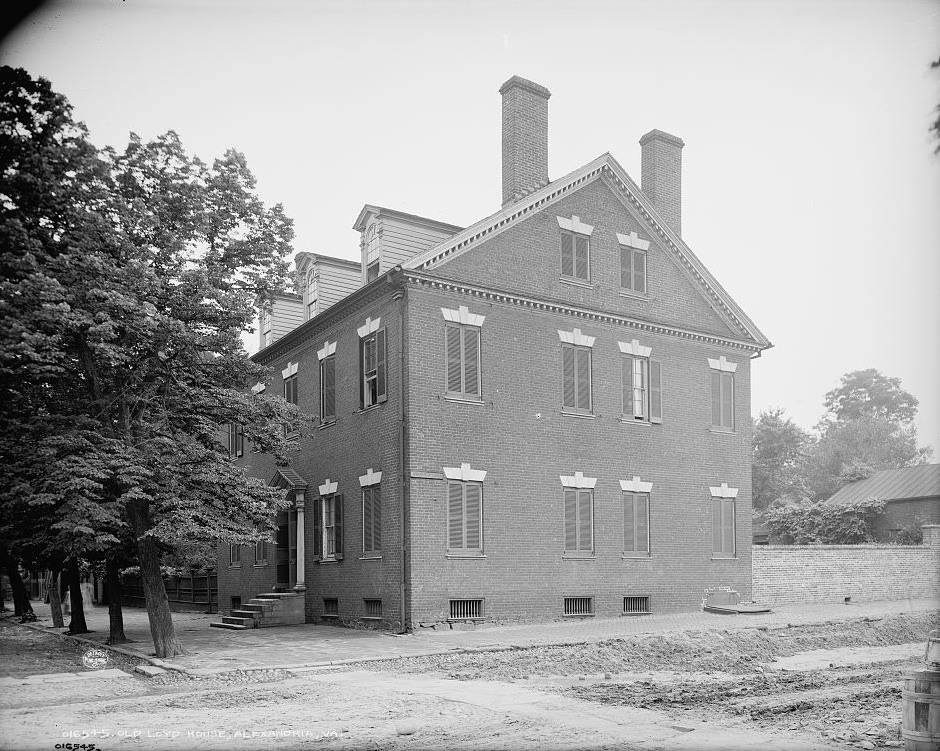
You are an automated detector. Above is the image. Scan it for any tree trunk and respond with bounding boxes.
[65,559,89,634]
[105,558,128,645]
[48,569,64,628]
[127,500,184,658]
[0,547,35,620]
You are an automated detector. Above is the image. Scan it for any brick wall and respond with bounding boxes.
[752,525,940,604]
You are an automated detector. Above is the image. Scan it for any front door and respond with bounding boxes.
[275,509,297,590]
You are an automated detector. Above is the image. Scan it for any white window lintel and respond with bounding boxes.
[618,339,652,357]
[358,468,383,487]
[707,356,738,373]
[560,471,597,490]
[317,340,337,361]
[318,478,338,496]
[357,316,382,338]
[620,476,653,493]
[556,215,594,236]
[442,463,487,483]
[251,382,266,394]
[281,361,299,379]
[709,482,739,499]
[441,306,485,327]
[558,328,596,347]
[617,231,651,251]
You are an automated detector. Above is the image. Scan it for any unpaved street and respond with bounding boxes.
[1,611,936,750]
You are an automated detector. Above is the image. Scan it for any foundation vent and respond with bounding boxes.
[449,599,484,620]
[564,596,594,616]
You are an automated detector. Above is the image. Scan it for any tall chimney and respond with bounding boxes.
[500,75,551,206]
[639,129,685,236]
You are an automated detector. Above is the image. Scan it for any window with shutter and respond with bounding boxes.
[362,485,381,554]
[621,356,663,423]
[320,355,335,422]
[562,344,592,414]
[283,375,298,405]
[560,230,590,282]
[227,423,244,457]
[229,544,240,566]
[620,247,647,293]
[711,371,734,430]
[312,498,322,562]
[319,494,344,561]
[712,497,735,556]
[623,492,650,554]
[446,480,483,554]
[360,329,387,408]
[444,323,482,400]
[564,489,594,554]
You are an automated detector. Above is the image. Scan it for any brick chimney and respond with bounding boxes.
[500,75,551,206]
[639,129,685,236]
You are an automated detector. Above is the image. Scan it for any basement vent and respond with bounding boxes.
[449,599,484,620]
[364,599,383,619]
[623,596,651,615]
[323,597,339,616]
[564,596,594,616]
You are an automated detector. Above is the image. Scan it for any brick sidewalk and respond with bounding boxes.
[21,597,939,675]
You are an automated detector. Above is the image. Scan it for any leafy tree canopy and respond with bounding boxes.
[821,368,919,427]
[752,408,813,511]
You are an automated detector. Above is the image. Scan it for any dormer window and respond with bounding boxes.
[365,222,380,282]
[305,271,318,320]
[261,308,273,348]
[366,260,380,282]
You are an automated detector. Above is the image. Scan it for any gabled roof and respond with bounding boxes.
[825,464,940,506]
[403,153,771,350]
[294,252,360,271]
[271,468,308,491]
[352,204,464,234]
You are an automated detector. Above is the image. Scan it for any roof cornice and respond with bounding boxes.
[352,204,464,234]
[403,270,763,352]
[404,153,771,350]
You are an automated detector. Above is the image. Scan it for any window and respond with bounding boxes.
[364,599,383,619]
[366,260,380,282]
[358,319,387,409]
[622,357,663,422]
[362,484,381,555]
[320,355,335,422]
[563,596,594,616]
[449,599,483,620]
[322,597,339,617]
[261,309,272,348]
[623,492,650,554]
[313,485,344,562]
[253,539,267,565]
[227,422,244,457]
[561,231,590,281]
[621,247,647,294]
[623,596,651,615]
[447,481,483,553]
[564,489,594,554]
[562,344,592,414]
[712,497,736,556]
[229,544,240,566]
[445,323,481,399]
[305,271,318,320]
[708,356,737,431]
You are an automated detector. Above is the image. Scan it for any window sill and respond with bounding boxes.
[443,394,484,406]
[562,553,595,560]
[358,403,385,415]
[620,417,652,426]
[710,555,738,561]
[317,558,341,565]
[252,563,269,568]
[321,614,339,619]
[445,552,486,559]
[563,612,595,618]
[229,564,241,569]
[621,611,653,616]
[560,277,594,290]
[621,552,651,560]
[709,427,736,435]
[618,289,650,300]
[319,420,336,430]
[561,410,595,420]
[359,555,382,561]
[362,616,383,621]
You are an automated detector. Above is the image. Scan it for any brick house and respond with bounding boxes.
[216,76,772,630]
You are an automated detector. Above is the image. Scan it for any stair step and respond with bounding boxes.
[230,609,258,619]
[222,616,255,626]
[243,603,269,612]
[210,621,249,630]
[255,592,299,600]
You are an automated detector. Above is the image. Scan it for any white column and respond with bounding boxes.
[293,492,306,592]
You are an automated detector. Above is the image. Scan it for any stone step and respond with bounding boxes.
[222,616,255,627]
[210,621,249,630]
[243,603,272,613]
[230,609,258,619]
[254,592,300,600]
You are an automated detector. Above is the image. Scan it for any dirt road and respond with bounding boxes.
[1,611,935,750]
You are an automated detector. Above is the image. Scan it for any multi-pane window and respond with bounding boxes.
[362,485,381,555]
[227,422,244,457]
[561,231,590,282]
[622,357,662,422]
[261,309,273,348]
[712,498,735,556]
[623,492,650,554]
[314,494,344,561]
[305,272,318,320]
[562,344,592,414]
[445,323,481,399]
[283,374,298,405]
[621,247,647,293]
[711,371,734,430]
[229,544,240,566]
[564,489,594,554]
[320,355,335,422]
[447,480,482,553]
[360,329,387,408]
[254,540,267,565]
[366,261,380,282]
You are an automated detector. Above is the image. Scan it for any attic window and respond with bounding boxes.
[618,232,650,295]
[366,260,380,282]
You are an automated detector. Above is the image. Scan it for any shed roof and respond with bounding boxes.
[825,464,940,506]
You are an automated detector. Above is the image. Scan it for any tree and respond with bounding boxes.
[752,408,813,510]
[0,67,306,657]
[822,369,919,426]
[764,497,886,545]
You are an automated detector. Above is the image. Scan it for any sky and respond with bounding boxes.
[3,0,939,454]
